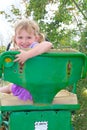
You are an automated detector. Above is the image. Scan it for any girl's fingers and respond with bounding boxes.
[14,50,25,63]
[14,58,19,62]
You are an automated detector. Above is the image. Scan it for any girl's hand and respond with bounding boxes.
[14,50,28,64]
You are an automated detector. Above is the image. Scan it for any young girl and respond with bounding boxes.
[0,19,52,101]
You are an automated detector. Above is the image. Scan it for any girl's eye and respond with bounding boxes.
[18,36,23,39]
[27,36,31,39]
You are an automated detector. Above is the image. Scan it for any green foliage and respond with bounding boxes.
[0,46,6,53]
[79,25,87,54]
[29,0,48,20]
[11,5,20,16]
[73,78,87,130]
[82,0,87,13]
[0,11,4,14]
[55,3,72,23]
[25,3,31,16]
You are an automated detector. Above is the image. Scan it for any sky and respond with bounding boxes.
[0,0,14,10]
[0,0,20,46]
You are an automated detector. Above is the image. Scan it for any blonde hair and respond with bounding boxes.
[14,19,45,43]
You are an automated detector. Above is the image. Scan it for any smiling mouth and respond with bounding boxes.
[20,45,29,48]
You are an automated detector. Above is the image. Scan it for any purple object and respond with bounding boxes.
[12,84,32,101]
[29,42,39,48]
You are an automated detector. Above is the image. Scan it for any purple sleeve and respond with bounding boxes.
[29,42,39,48]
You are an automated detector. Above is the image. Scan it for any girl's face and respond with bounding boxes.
[15,29,38,48]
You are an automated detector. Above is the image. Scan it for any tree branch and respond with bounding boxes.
[71,0,87,20]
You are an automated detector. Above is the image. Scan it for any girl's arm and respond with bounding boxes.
[14,41,52,64]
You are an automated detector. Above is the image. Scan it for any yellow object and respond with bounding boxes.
[5,58,12,62]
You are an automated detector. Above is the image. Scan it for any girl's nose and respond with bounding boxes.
[22,38,27,43]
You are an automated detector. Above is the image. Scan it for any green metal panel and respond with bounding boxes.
[0,104,80,111]
[0,104,79,130]
[9,110,72,130]
[0,50,85,130]
[0,51,86,103]
[0,113,2,127]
